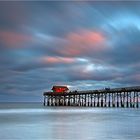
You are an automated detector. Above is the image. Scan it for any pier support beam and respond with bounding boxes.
[136,92,139,108]
[43,96,46,106]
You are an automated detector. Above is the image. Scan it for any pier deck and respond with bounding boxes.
[43,86,140,108]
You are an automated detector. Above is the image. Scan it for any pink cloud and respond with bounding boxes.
[60,29,106,56]
[67,30,104,45]
[0,31,33,47]
[41,56,75,64]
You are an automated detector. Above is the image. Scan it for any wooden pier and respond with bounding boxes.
[43,86,140,108]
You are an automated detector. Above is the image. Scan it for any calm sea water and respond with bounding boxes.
[0,103,140,140]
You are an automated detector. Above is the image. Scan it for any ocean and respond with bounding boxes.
[0,103,140,140]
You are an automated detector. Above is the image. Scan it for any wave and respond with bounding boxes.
[0,108,108,114]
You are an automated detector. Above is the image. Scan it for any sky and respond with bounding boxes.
[0,1,140,102]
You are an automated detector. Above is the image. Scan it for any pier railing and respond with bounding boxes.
[43,86,140,108]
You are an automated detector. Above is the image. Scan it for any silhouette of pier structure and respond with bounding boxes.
[43,86,140,108]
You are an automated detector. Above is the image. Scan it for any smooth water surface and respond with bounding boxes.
[0,103,140,140]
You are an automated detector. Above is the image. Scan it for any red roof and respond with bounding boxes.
[52,86,69,90]
[51,86,69,93]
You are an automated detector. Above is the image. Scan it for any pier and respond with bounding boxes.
[43,86,140,108]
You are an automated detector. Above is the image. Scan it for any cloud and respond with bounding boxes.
[12,56,89,72]
[0,1,140,101]
[0,30,33,47]
[64,63,122,82]
[13,57,75,72]
[67,30,105,45]
[59,29,106,57]
[41,56,75,64]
